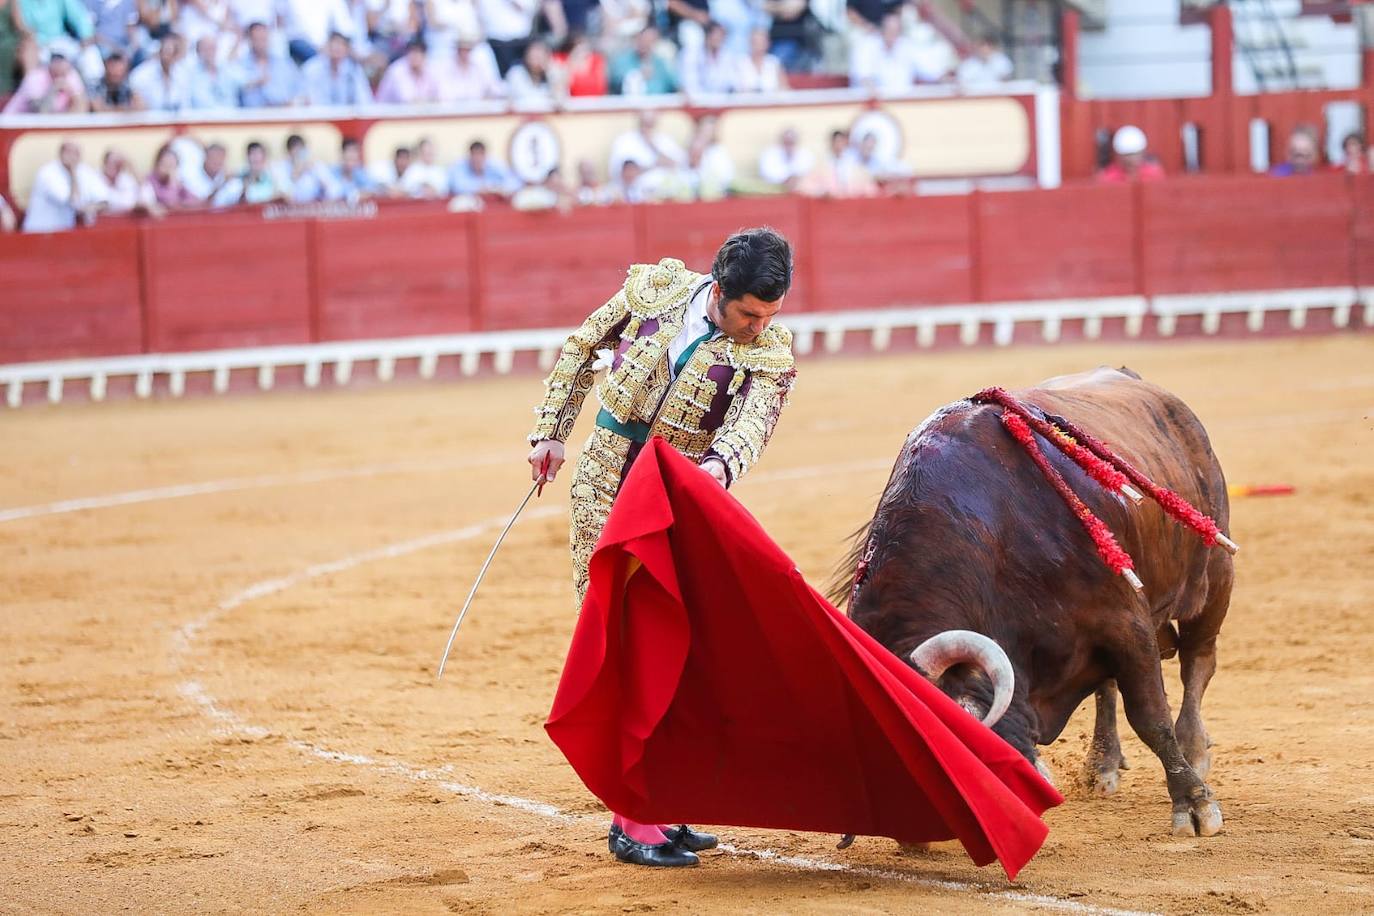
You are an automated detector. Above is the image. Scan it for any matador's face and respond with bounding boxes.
[710,283,783,345]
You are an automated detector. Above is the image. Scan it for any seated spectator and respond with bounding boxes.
[301,30,372,105]
[574,158,612,205]
[599,0,650,49]
[238,20,301,107]
[609,25,675,95]
[610,158,647,203]
[185,34,240,108]
[23,140,108,233]
[506,37,557,102]
[273,133,337,202]
[478,0,540,75]
[852,129,911,183]
[144,144,199,209]
[400,137,448,197]
[331,137,381,200]
[376,36,442,103]
[608,109,686,177]
[1333,132,1367,174]
[686,113,733,200]
[1097,125,1165,183]
[735,27,785,93]
[88,0,141,64]
[238,139,287,203]
[438,31,506,101]
[3,49,89,113]
[679,20,738,95]
[757,126,814,190]
[555,31,606,97]
[282,0,355,63]
[849,12,940,93]
[1270,126,1321,177]
[89,50,144,111]
[799,128,877,198]
[364,0,421,62]
[98,148,153,214]
[762,0,815,73]
[130,31,190,110]
[178,0,235,49]
[511,165,572,211]
[370,144,413,196]
[956,33,1012,87]
[424,0,483,56]
[182,140,238,204]
[448,140,519,196]
[711,0,767,57]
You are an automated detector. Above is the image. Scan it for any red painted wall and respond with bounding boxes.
[1,175,1367,365]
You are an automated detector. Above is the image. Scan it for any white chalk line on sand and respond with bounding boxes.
[0,455,507,524]
[165,458,1155,916]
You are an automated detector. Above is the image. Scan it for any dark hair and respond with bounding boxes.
[328,30,350,43]
[341,137,360,152]
[247,141,265,155]
[469,140,486,154]
[105,51,127,64]
[407,36,427,52]
[830,129,848,143]
[712,227,793,304]
[286,134,305,151]
[705,19,725,34]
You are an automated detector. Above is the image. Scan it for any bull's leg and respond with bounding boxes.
[1081,681,1129,797]
[1112,627,1223,837]
[1175,562,1234,778]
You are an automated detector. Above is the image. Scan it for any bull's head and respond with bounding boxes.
[909,630,1014,728]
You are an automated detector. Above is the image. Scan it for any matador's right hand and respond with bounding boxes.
[528,440,566,483]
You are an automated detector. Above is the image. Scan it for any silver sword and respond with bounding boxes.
[436,456,551,680]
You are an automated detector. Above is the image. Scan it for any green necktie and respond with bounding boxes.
[673,317,717,377]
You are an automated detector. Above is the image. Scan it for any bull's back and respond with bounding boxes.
[1013,367,1229,529]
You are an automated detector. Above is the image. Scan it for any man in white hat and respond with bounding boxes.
[1097,124,1165,183]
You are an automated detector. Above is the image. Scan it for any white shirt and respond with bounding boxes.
[957,51,1013,87]
[401,161,449,197]
[477,0,538,41]
[758,144,814,185]
[608,129,687,177]
[850,33,941,92]
[23,161,109,233]
[284,0,356,46]
[734,53,784,93]
[130,58,192,110]
[667,277,719,378]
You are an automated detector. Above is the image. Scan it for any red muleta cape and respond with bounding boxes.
[545,438,1063,880]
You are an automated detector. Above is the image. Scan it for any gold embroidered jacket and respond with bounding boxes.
[529,257,796,484]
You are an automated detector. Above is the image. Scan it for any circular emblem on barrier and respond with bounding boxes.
[509,119,562,184]
[850,109,903,163]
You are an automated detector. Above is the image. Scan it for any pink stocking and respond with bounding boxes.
[612,813,668,845]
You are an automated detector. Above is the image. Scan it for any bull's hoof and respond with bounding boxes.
[1090,768,1120,798]
[1171,799,1223,837]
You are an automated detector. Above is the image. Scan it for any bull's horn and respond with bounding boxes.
[910,630,1014,728]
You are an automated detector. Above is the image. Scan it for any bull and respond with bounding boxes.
[836,367,1234,837]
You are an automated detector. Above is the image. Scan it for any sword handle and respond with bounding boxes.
[536,453,552,497]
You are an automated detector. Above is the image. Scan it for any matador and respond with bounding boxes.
[526,227,797,867]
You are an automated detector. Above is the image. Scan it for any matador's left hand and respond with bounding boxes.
[700,458,728,488]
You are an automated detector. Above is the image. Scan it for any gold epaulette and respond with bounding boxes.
[624,258,702,320]
[728,324,794,375]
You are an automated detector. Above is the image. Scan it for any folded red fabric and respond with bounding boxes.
[546,438,1063,880]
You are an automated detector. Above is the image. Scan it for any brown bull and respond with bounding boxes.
[836,367,1234,837]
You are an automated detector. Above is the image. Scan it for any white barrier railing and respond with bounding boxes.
[2,288,1368,407]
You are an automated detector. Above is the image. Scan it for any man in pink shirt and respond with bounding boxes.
[1096,125,1166,183]
[437,34,506,101]
[4,52,89,114]
[376,36,443,104]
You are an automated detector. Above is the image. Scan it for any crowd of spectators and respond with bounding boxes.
[13,105,925,230]
[1095,122,1371,183]
[0,0,1016,114]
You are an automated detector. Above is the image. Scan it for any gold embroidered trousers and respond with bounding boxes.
[568,425,638,606]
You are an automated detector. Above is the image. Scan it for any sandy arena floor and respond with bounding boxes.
[2,334,1372,915]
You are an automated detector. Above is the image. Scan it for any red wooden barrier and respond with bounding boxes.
[1141,174,1352,294]
[808,195,972,308]
[0,226,143,363]
[141,217,313,351]
[474,205,637,330]
[313,209,477,341]
[977,184,1138,301]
